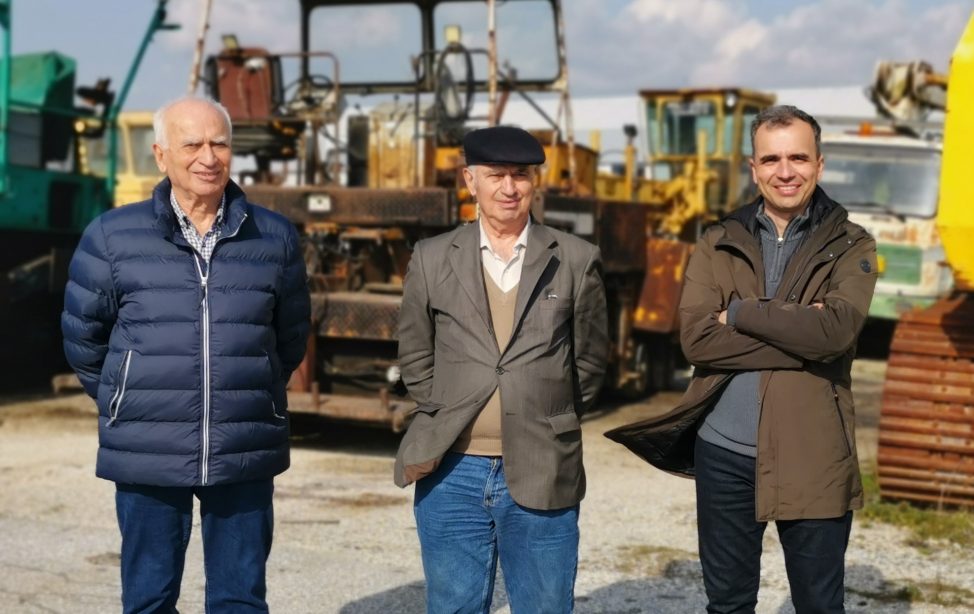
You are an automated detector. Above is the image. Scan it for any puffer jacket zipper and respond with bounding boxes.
[107,350,133,426]
[195,213,248,486]
[194,257,212,484]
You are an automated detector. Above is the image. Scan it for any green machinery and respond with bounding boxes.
[0,0,176,390]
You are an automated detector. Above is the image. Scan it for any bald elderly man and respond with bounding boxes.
[61,96,310,613]
[394,126,609,613]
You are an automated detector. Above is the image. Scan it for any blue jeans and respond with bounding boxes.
[414,452,579,614]
[695,437,852,614]
[115,479,274,614]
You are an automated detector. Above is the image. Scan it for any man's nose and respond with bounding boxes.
[199,144,218,165]
[774,159,796,179]
[500,175,517,193]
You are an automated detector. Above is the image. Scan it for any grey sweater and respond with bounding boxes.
[697,204,811,457]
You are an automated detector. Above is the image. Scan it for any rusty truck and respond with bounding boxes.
[200,0,658,429]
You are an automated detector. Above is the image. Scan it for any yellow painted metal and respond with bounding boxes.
[113,111,161,206]
[623,142,635,200]
[539,138,597,195]
[594,87,774,238]
[588,130,601,153]
[938,11,974,291]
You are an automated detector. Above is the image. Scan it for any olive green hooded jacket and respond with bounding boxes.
[607,188,878,521]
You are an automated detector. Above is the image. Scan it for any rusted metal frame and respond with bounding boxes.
[878,297,974,508]
[212,49,342,183]
[882,469,974,491]
[187,0,214,94]
[552,0,575,191]
[881,403,974,424]
[487,0,497,126]
[288,390,413,432]
[496,66,560,133]
[878,432,974,456]
[887,354,974,374]
[879,416,974,437]
[878,448,974,470]
[302,0,565,95]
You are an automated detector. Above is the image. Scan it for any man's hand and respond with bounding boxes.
[811,302,825,310]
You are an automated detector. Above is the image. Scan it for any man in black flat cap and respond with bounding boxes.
[394,125,609,613]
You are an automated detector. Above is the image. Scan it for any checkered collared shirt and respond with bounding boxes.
[169,190,226,265]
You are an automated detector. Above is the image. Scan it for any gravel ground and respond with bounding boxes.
[1,359,972,613]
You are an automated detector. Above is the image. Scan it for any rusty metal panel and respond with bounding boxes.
[535,195,646,274]
[287,390,414,432]
[877,295,974,507]
[213,49,278,120]
[316,291,401,341]
[287,334,317,393]
[633,237,691,334]
[245,185,456,228]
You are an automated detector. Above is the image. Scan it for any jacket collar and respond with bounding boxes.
[722,187,848,246]
[448,218,559,349]
[725,186,840,237]
[151,178,250,243]
[513,222,558,328]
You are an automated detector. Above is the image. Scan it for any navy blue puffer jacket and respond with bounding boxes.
[62,179,310,487]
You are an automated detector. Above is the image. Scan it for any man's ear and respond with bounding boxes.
[152,143,167,173]
[462,166,476,199]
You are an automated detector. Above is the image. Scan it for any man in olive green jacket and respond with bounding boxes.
[608,106,877,613]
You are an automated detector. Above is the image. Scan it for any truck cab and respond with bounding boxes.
[819,130,952,320]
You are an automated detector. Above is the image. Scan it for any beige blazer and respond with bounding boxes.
[394,221,609,510]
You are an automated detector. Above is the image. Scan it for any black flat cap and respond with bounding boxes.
[463,126,545,166]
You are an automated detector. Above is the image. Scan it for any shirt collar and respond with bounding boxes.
[757,201,811,240]
[169,189,226,232]
[479,217,531,254]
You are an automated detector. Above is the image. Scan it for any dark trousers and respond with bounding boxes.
[115,479,274,614]
[695,437,852,614]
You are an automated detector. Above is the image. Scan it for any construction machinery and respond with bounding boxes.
[819,127,950,323]
[876,12,974,507]
[0,1,176,390]
[597,88,774,236]
[592,88,775,393]
[817,57,952,326]
[85,111,163,206]
[202,0,649,429]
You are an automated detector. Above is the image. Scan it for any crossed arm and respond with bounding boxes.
[681,233,877,370]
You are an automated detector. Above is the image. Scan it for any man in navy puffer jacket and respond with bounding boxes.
[61,96,310,613]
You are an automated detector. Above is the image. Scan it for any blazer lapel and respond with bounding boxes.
[512,223,557,332]
[448,223,492,331]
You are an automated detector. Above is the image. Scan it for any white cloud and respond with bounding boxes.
[625,0,736,35]
[162,0,296,52]
[565,0,971,95]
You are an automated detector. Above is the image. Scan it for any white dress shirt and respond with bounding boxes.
[479,217,530,293]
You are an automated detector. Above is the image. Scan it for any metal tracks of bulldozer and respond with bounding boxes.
[877,295,974,507]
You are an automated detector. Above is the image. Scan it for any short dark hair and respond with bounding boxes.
[750,105,821,157]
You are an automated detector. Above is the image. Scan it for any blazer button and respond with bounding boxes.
[495,367,505,375]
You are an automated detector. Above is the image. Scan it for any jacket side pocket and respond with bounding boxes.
[108,350,133,426]
[830,382,852,457]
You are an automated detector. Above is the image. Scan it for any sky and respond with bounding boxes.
[10,0,973,111]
